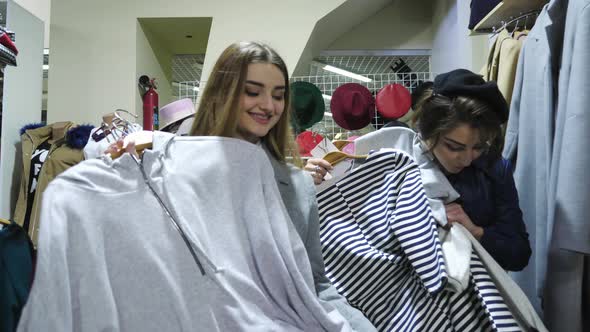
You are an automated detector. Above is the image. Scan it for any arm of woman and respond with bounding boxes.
[479,158,532,271]
[305,195,377,332]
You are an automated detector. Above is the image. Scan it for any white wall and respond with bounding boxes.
[0,0,44,219]
[47,0,347,125]
[430,0,488,74]
[328,0,434,50]
[136,21,173,126]
[13,0,49,47]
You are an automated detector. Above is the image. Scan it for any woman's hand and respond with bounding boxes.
[304,158,333,185]
[445,203,484,240]
[104,138,139,158]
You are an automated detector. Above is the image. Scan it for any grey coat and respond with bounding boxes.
[502,0,568,313]
[504,1,590,329]
[543,0,590,331]
[266,152,377,332]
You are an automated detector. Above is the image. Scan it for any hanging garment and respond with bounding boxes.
[263,148,378,332]
[83,123,142,159]
[482,29,513,82]
[22,139,50,232]
[13,123,93,245]
[318,149,520,332]
[502,0,568,314]
[461,223,547,332]
[353,127,459,227]
[543,0,590,331]
[481,29,525,106]
[17,133,351,332]
[0,221,33,332]
[496,35,524,106]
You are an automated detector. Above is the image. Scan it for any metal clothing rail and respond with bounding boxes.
[491,9,542,36]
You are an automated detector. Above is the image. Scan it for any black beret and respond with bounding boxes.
[433,69,508,123]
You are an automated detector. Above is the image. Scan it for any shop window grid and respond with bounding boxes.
[175,71,433,141]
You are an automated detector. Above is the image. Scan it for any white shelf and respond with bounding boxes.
[471,0,548,34]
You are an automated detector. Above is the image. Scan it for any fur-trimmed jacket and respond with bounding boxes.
[13,122,93,245]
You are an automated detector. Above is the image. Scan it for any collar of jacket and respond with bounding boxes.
[20,122,94,149]
[21,122,76,148]
[261,144,291,187]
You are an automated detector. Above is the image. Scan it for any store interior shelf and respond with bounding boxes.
[471,0,548,34]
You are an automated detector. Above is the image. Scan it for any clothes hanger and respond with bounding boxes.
[109,130,153,159]
[323,150,367,167]
[0,217,11,226]
[332,140,352,151]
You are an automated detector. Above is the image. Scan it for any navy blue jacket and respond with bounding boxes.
[447,156,532,271]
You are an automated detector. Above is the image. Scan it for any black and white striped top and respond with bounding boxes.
[318,149,520,332]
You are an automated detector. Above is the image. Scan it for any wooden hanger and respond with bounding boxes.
[332,140,352,151]
[0,217,11,226]
[323,150,367,166]
[109,130,154,159]
[102,112,116,126]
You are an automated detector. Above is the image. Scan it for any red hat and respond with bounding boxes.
[375,83,411,119]
[330,83,375,130]
[296,131,324,157]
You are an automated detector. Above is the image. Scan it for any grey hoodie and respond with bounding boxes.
[17,133,351,332]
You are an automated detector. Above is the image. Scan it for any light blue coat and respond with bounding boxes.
[504,1,590,329]
[502,0,567,314]
[543,0,590,331]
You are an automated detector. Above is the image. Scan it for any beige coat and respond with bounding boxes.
[13,122,85,245]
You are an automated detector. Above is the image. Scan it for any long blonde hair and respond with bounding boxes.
[190,41,299,163]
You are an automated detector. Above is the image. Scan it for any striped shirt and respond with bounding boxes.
[318,149,520,332]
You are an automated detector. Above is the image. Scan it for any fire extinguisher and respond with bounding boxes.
[139,75,159,130]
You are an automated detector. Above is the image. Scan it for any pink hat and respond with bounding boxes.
[159,98,195,131]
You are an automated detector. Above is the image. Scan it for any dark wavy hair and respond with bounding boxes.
[411,82,503,162]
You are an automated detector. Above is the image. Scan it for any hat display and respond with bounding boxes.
[159,98,195,131]
[330,83,375,130]
[296,130,324,157]
[290,81,325,130]
[375,83,411,119]
[433,69,509,123]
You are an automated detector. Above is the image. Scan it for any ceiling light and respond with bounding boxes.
[322,94,332,100]
[324,112,332,117]
[43,48,49,55]
[322,64,372,82]
[42,65,49,70]
[192,86,199,92]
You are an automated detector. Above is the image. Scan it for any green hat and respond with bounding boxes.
[290,81,325,130]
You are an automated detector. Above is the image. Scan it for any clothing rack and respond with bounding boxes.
[470,0,547,34]
[491,9,542,36]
